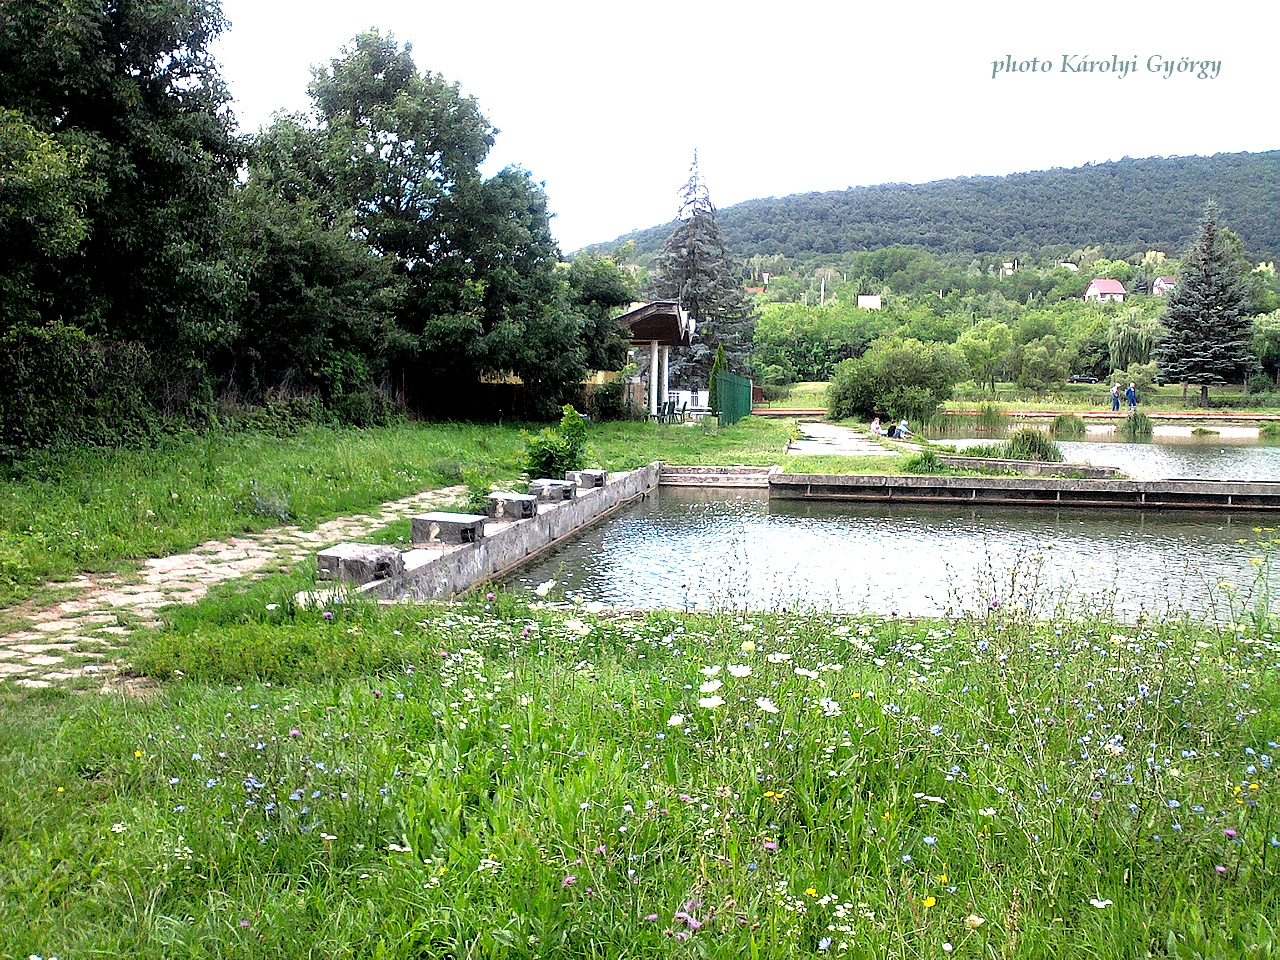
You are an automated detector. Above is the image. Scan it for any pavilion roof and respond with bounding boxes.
[616,300,695,347]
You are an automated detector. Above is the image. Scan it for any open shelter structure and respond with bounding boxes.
[615,301,696,417]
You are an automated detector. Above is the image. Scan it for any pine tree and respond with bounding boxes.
[647,155,757,389]
[1154,204,1254,407]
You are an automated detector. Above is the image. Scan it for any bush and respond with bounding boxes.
[1050,412,1087,439]
[1260,422,1280,440]
[1248,373,1276,395]
[902,449,947,474]
[1118,411,1154,441]
[828,337,967,422]
[1004,427,1065,462]
[758,383,793,403]
[585,377,639,422]
[524,405,588,479]
[955,442,1006,459]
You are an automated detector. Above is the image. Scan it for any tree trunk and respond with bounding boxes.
[1200,383,1209,408]
[1182,382,1188,401]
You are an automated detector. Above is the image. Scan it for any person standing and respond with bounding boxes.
[1111,383,1121,412]
[1126,382,1137,412]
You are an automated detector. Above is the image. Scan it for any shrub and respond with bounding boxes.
[1050,412,1087,439]
[1118,411,1155,441]
[1248,373,1276,395]
[586,377,639,422]
[1004,427,1065,462]
[524,405,588,479]
[828,337,967,423]
[902,449,947,474]
[1190,426,1220,437]
[1260,422,1280,440]
[955,442,1006,459]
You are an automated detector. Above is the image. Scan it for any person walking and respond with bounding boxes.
[1111,383,1121,412]
[1126,382,1137,412]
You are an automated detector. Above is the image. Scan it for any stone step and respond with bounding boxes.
[659,465,774,488]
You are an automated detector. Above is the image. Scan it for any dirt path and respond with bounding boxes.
[785,421,901,456]
[0,485,463,691]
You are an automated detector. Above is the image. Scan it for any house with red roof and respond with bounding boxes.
[1084,278,1126,303]
[1152,275,1177,296]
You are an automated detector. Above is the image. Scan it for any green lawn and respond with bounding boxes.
[3,593,1277,958]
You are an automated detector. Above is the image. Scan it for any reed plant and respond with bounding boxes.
[1049,412,1087,439]
[1118,411,1155,441]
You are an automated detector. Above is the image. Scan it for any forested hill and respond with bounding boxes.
[604,151,1280,263]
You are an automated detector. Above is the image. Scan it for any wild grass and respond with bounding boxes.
[1119,412,1156,441]
[1049,413,1087,439]
[5,592,1279,958]
[0,418,798,609]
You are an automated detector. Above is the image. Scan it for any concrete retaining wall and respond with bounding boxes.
[361,463,660,600]
[935,456,1120,479]
[771,473,1280,511]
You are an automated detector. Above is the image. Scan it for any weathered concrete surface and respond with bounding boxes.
[487,492,538,520]
[410,512,487,544]
[659,465,779,488]
[316,543,405,584]
[566,469,607,488]
[936,457,1121,479]
[771,473,1280,511]
[529,479,577,502]
[360,464,659,601]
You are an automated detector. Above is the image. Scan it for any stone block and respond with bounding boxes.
[487,492,539,520]
[566,469,607,488]
[529,479,577,502]
[411,512,487,545]
[317,543,406,584]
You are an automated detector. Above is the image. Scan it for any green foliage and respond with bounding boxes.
[901,449,947,474]
[1119,411,1155,440]
[524,405,588,479]
[1109,362,1157,398]
[753,301,889,381]
[0,322,156,450]
[1015,334,1071,392]
[1049,412,1088,439]
[647,156,757,387]
[958,320,1012,392]
[1154,205,1255,406]
[1004,426,1065,462]
[613,152,1280,265]
[975,404,1010,436]
[1259,422,1280,439]
[827,337,968,422]
[708,345,728,412]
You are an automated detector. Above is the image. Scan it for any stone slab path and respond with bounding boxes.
[786,421,903,457]
[0,485,464,691]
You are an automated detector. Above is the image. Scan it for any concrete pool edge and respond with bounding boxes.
[770,473,1280,511]
[351,463,660,601]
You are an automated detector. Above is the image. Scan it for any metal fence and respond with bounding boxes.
[715,371,753,426]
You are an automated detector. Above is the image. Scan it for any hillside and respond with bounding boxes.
[603,151,1280,264]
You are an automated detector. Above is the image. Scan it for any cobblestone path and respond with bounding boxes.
[0,485,463,691]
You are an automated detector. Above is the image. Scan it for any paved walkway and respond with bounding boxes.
[785,421,901,456]
[0,485,463,691]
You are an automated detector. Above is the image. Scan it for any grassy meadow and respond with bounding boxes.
[3,586,1279,958]
[0,418,798,609]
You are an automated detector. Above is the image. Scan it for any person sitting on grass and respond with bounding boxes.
[870,416,882,436]
[897,418,913,440]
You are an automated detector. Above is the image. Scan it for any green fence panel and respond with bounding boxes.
[715,371,753,426]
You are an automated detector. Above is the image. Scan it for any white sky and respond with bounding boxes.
[214,0,1278,252]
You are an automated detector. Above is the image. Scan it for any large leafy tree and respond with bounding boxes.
[0,0,242,370]
[1154,204,1254,406]
[647,157,757,388]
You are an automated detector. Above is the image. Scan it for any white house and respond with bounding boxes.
[1084,278,1126,303]
[856,294,882,310]
[1152,275,1177,296]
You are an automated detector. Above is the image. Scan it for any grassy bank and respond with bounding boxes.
[0,419,797,609]
[3,593,1277,958]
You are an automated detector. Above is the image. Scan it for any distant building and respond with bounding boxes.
[1084,278,1126,303]
[1058,261,1079,272]
[745,286,766,295]
[1152,275,1177,296]
[1002,260,1019,276]
[856,294,883,310]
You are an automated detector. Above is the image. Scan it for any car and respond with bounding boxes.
[1068,374,1100,384]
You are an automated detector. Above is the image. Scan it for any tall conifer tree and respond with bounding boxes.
[1154,203,1253,406]
[648,156,757,388]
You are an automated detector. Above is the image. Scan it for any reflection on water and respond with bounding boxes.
[507,487,1276,618]
[949,436,1280,481]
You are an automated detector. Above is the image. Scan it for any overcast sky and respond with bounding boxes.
[213,0,1278,252]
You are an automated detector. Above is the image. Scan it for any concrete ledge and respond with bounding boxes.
[359,464,660,601]
[937,456,1121,479]
[771,473,1280,511]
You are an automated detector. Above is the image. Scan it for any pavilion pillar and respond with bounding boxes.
[649,340,659,416]
[660,346,670,407]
